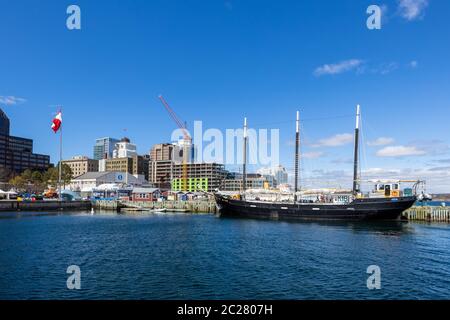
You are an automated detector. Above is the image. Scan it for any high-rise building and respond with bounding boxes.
[93,137,120,160]
[112,137,137,158]
[62,156,99,178]
[0,108,10,136]
[148,160,173,190]
[273,165,288,185]
[221,173,277,191]
[102,155,149,181]
[0,108,50,177]
[173,138,196,164]
[257,165,288,186]
[150,143,175,161]
[148,161,228,191]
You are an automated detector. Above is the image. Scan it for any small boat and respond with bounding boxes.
[171,208,190,213]
[215,106,418,221]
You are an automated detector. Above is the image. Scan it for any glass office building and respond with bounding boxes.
[0,108,50,176]
[93,137,120,160]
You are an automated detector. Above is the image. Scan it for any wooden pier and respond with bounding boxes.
[403,206,450,222]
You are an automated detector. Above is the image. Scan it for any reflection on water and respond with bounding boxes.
[0,211,449,300]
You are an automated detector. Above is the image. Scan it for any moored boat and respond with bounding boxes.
[215,105,418,221]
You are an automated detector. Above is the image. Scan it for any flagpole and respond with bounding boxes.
[58,108,62,202]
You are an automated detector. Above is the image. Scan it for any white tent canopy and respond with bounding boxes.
[0,189,18,200]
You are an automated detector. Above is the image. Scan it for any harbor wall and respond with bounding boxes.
[403,206,450,222]
[0,200,92,212]
[93,200,217,213]
[92,200,122,211]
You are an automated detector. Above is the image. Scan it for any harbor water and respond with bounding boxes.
[0,211,449,300]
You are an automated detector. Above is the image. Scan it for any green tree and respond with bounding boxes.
[21,169,33,182]
[61,164,73,188]
[9,175,26,191]
[43,164,73,189]
[31,171,43,184]
[43,167,59,188]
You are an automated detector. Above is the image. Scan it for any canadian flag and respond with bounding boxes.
[51,111,62,133]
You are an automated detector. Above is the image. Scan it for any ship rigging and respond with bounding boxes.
[214,105,419,221]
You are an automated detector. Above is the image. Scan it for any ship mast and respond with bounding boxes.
[242,117,248,197]
[353,105,361,196]
[294,111,300,202]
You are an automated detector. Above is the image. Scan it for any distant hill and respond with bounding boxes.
[431,194,450,201]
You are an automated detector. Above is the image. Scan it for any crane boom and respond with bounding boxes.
[158,95,191,192]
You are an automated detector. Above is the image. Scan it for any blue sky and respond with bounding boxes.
[1,0,449,192]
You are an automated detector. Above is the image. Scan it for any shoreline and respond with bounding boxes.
[0,200,91,212]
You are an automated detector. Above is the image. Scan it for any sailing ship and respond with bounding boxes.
[214,105,418,221]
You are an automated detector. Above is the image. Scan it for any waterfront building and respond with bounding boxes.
[0,108,50,177]
[257,165,288,186]
[172,177,209,192]
[69,171,147,192]
[93,137,120,160]
[131,187,161,202]
[171,162,228,192]
[273,165,288,185]
[61,156,99,178]
[112,137,137,159]
[148,161,228,191]
[148,160,173,189]
[101,155,149,180]
[221,173,276,191]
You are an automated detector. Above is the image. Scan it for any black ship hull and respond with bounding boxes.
[214,194,416,221]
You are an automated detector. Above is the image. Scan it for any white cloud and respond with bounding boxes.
[429,166,450,172]
[367,137,395,146]
[363,167,402,175]
[409,60,418,68]
[314,59,364,76]
[312,133,353,147]
[398,0,429,21]
[224,1,233,10]
[377,62,399,75]
[376,145,426,157]
[331,158,353,164]
[0,96,26,106]
[300,166,450,193]
[409,139,450,156]
[435,159,450,164]
[301,151,324,159]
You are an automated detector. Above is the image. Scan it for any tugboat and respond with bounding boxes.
[215,105,418,221]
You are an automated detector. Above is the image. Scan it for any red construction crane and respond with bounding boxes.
[158,95,191,191]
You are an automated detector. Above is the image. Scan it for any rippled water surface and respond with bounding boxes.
[0,212,449,300]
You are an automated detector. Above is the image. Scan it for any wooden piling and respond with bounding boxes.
[403,206,450,223]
